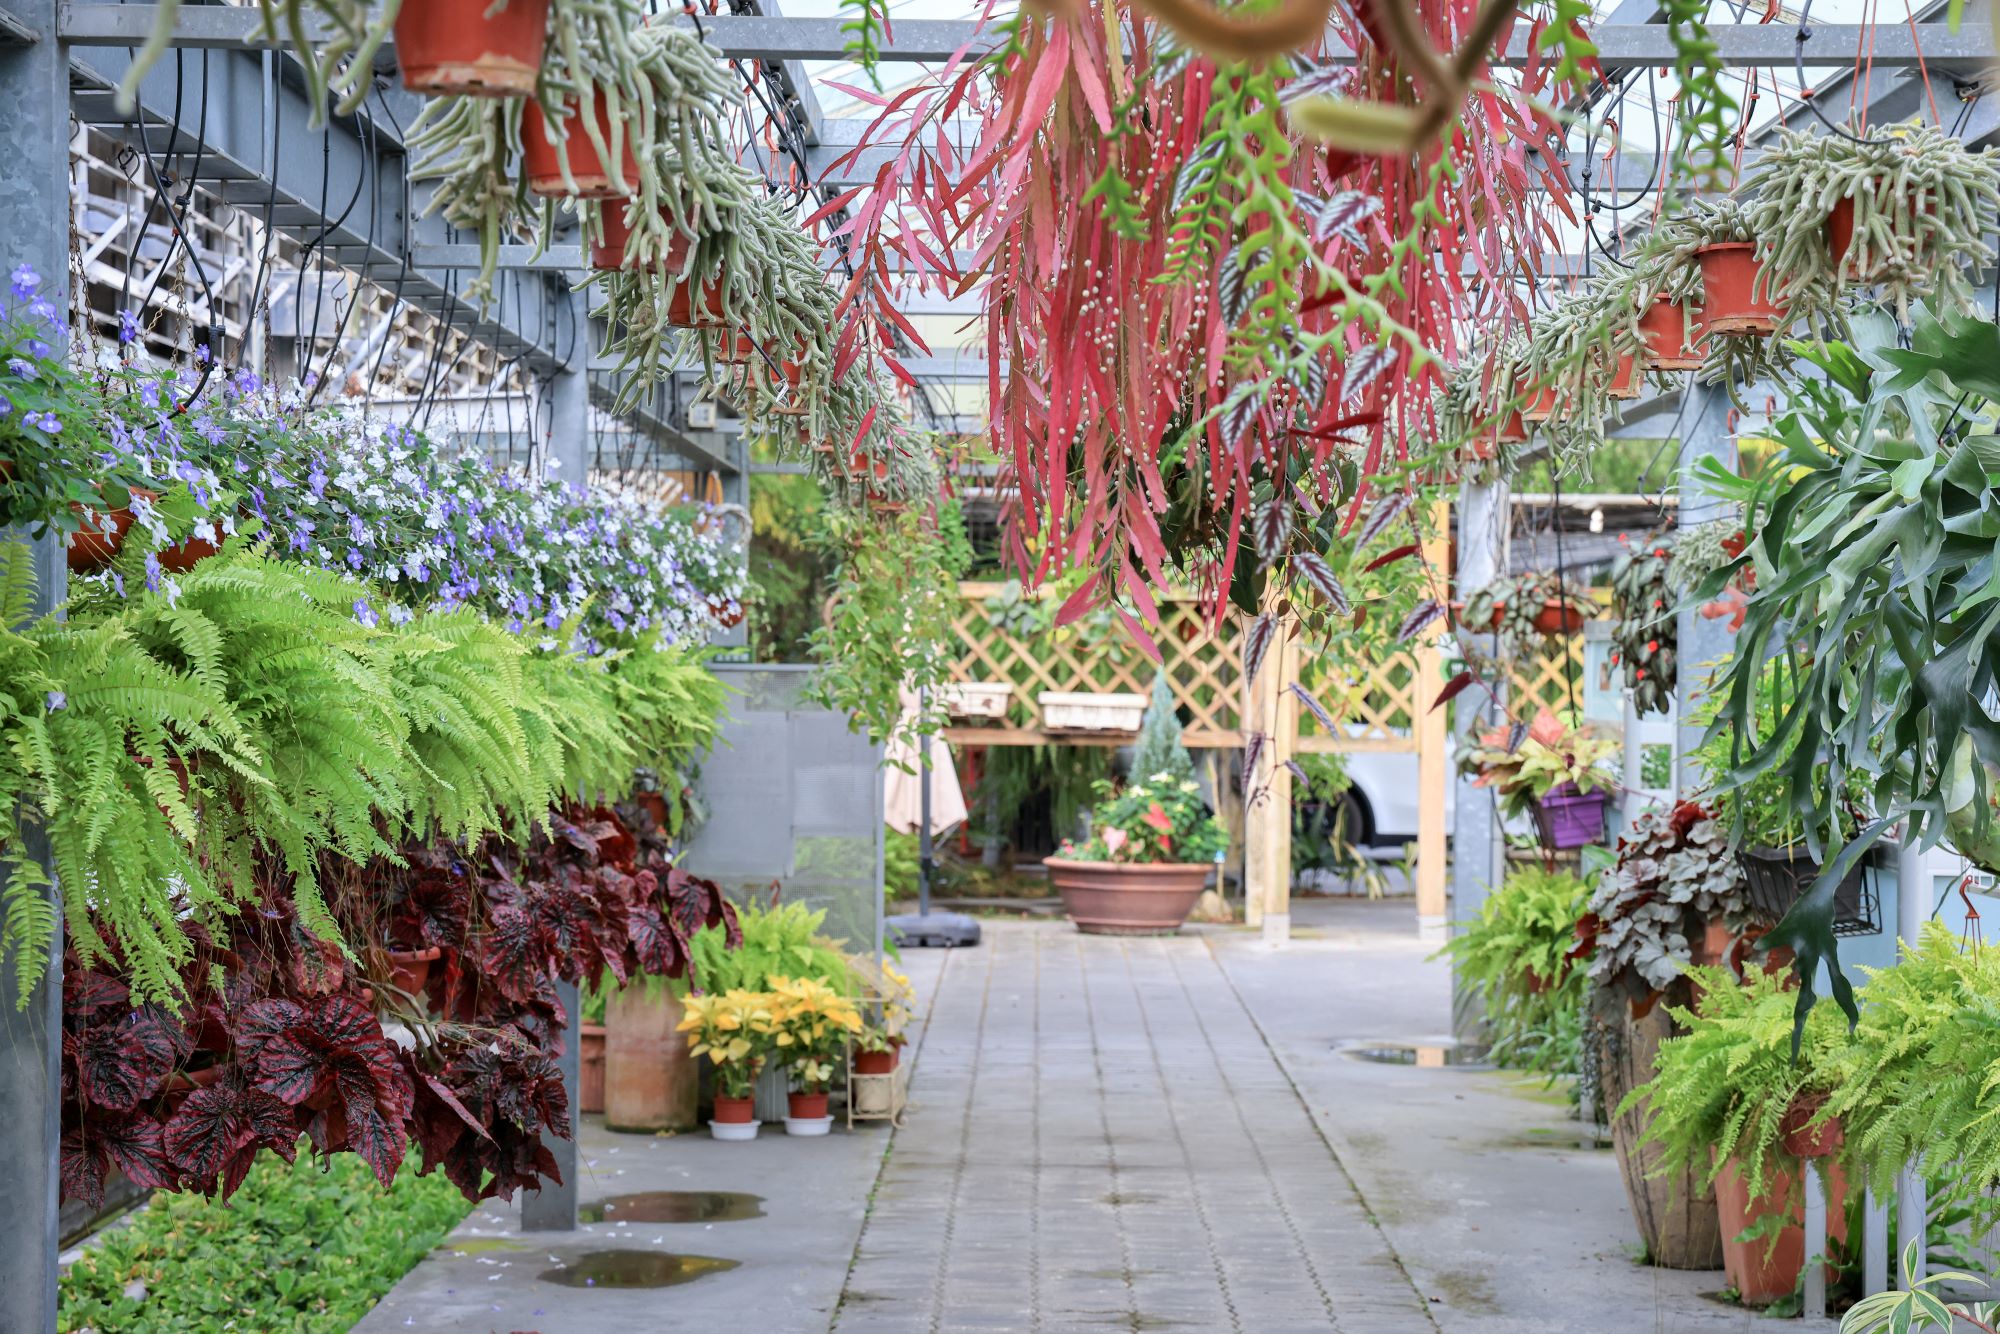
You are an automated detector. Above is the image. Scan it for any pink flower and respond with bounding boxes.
[1102,827,1128,855]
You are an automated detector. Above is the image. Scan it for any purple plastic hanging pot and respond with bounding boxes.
[1533,782,1610,850]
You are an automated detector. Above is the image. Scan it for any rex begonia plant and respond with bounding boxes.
[1456,706,1618,819]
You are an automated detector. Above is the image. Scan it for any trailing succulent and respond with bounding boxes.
[59,803,739,1211]
[1517,275,1651,473]
[1747,121,2000,324]
[1607,531,1676,716]
[1572,799,1750,1011]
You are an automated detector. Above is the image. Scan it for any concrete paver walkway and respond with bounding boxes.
[834,925,1436,1333]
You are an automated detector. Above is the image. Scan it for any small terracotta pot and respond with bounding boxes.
[1825,194,1929,283]
[1638,295,1705,370]
[395,0,549,98]
[706,593,744,629]
[715,330,758,363]
[1780,1094,1843,1158]
[1519,383,1561,423]
[1607,349,1643,400]
[521,91,640,199]
[1531,600,1585,637]
[633,790,671,832]
[67,504,137,572]
[1695,242,1784,336]
[387,945,442,995]
[579,1023,607,1114]
[788,1089,830,1120]
[1523,968,1554,997]
[854,1049,899,1076]
[156,529,219,573]
[713,1092,757,1124]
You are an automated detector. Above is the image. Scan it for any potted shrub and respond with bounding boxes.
[1747,121,2000,322]
[1571,798,1753,1270]
[1624,965,1851,1306]
[1046,772,1227,934]
[678,988,777,1142]
[768,974,864,1135]
[1457,707,1620,851]
[1694,656,1883,936]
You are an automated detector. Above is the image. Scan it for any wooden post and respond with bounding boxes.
[1241,590,1298,943]
[1414,499,1451,941]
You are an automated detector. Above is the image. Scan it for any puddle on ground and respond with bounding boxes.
[537,1250,740,1289]
[579,1191,765,1224]
[1341,1040,1492,1069]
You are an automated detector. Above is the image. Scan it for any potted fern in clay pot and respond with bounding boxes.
[1747,121,2000,323]
[1047,773,1228,935]
[1624,965,1852,1307]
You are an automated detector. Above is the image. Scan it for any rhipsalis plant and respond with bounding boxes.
[1747,121,2000,325]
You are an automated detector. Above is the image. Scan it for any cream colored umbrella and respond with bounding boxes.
[883,687,967,836]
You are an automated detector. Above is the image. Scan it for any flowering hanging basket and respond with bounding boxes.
[1695,243,1784,336]
[156,527,219,573]
[520,91,638,200]
[1638,295,1704,371]
[66,490,151,573]
[394,0,550,98]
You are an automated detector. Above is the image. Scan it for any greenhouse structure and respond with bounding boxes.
[5,0,2000,1328]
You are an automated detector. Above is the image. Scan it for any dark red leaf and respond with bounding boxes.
[1430,670,1480,712]
[1362,542,1420,573]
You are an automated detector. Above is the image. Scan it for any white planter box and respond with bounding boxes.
[1040,691,1147,734]
[940,682,1012,719]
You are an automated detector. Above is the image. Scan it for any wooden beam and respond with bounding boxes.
[1241,591,1299,941]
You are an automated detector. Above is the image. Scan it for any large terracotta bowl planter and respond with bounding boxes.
[1046,858,1212,935]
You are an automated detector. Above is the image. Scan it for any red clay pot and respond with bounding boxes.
[395,0,549,98]
[387,945,442,995]
[1607,349,1643,400]
[1638,295,1705,370]
[1046,858,1212,935]
[715,330,758,363]
[156,529,219,573]
[521,91,639,199]
[589,216,728,325]
[1696,243,1784,336]
[67,504,136,572]
[1780,1094,1843,1159]
[788,1090,830,1120]
[705,593,744,629]
[1531,600,1585,637]
[579,1022,607,1114]
[1519,383,1560,423]
[1715,1154,1849,1307]
[1825,194,1930,282]
[853,1049,898,1076]
[713,1092,757,1124]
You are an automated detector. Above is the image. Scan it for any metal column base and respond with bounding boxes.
[886,910,982,948]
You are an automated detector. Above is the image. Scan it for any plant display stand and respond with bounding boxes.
[845,1049,910,1129]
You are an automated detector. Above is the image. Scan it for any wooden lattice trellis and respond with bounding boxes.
[942,581,1603,754]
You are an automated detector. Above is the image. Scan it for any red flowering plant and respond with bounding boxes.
[58,803,739,1211]
[1059,774,1228,865]
[1607,532,1678,716]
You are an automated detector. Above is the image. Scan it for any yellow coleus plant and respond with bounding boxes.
[767,975,864,1093]
[676,989,777,1099]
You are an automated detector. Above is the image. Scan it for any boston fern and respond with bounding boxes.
[1693,308,2000,1036]
[1434,865,1589,1079]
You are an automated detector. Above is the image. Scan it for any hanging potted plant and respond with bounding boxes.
[1693,657,1885,936]
[1457,707,1620,851]
[1518,275,1651,467]
[1636,294,1704,371]
[767,975,864,1136]
[1746,121,2000,323]
[1606,532,1677,717]
[1634,198,1820,390]
[1046,772,1227,934]
[678,988,776,1142]
[1460,571,1596,646]
[394,0,552,97]
[1570,799,1753,1270]
[1623,966,1851,1307]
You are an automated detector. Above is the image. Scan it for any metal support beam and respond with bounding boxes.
[0,0,73,1326]
[60,7,1998,70]
[1449,478,1507,1042]
[1672,382,1735,796]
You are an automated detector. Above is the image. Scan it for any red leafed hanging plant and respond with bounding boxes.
[821,0,1591,632]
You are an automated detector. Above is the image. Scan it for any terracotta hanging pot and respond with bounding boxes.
[67,504,137,573]
[395,0,550,98]
[1825,193,1930,283]
[589,214,729,326]
[520,90,639,199]
[1779,1091,1844,1159]
[156,527,220,573]
[705,593,744,629]
[1518,382,1560,423]
[1695,242,1784,336]
[1531,599,1586,637]
[715,330,758,363]
[1606,349,1643,400]
[1638,295,1704,370]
